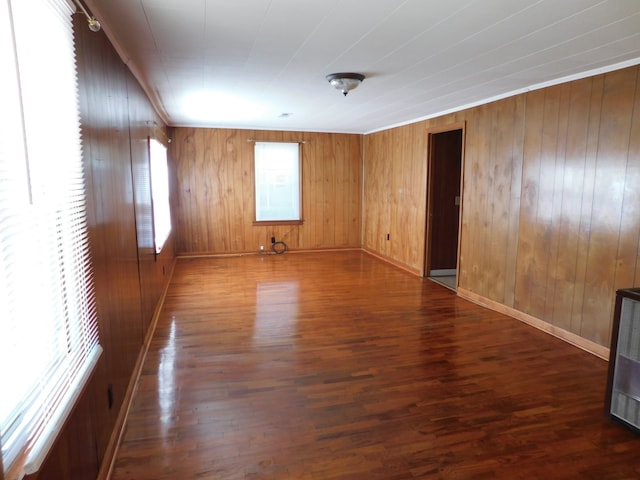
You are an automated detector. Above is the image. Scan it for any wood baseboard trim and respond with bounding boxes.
[361,248,422,276]
[176,247,362,258]
[97,257,177,480]
[178,251,259,258]
[456,287,610,361]
[287,247,362,253]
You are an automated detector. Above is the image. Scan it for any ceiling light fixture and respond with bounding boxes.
[326,72,365,96]
[73,0,101,32]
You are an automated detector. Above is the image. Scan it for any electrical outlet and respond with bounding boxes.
[107,384,114,409]
[271,236,276,244]
[387,233,390,240]
[260,245,264,251]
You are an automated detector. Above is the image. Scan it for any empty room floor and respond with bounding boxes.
[111,251,640,479]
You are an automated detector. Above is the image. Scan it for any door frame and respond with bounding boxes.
[423,121,466,285]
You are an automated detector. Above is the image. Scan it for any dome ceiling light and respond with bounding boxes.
[326,72,365,96]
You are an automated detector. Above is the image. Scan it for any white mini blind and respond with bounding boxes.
[254,142,301,222]
[0,0,101,478]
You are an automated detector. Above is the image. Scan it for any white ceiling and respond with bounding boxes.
[84,0,640,134]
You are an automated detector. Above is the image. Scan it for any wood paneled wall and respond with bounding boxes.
[171,128,362,254]
[28,15,175,480]
[127,79,174,335]
[363,65,640,349]
[363,121,429,271]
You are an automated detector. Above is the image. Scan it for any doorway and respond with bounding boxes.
[425,127,463,290]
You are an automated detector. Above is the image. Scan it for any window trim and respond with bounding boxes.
[253,141,303,225]
[148,136,172,254]
[252,219,303,227]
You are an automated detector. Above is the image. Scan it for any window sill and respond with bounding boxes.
[253,220,303,226]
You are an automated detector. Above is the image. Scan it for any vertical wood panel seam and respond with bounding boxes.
[506,96,526,308]
[614,67,640,291]
[576,78,604,338]
[540,86,562,320]
[548,85,571,326]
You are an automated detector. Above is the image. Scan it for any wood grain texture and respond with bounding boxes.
[111,252,640,480]
[569,76,605,336]
[170,129,362,254]
[363,124,428,269]
[467,103,493,297]
[75,16,144,464]
[546,79,593,332]
[456,107,485,290]
[487,98,522,305]
[363,65,640,349]
[581,68,638,345]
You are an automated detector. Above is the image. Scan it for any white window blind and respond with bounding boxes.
[149,138,172,253]
[0,0,101,478]
[254,142,301,222]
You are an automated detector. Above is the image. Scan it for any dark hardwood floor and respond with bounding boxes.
[111,251,640,479]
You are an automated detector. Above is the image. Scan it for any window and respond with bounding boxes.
[254,142,302,223]
[149,138,172,253]
[0,0,101,478]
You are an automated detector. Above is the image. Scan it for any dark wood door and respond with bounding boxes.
[429,129,462,271]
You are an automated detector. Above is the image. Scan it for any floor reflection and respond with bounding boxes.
[253,281,299,346]
[158,317,176,430]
